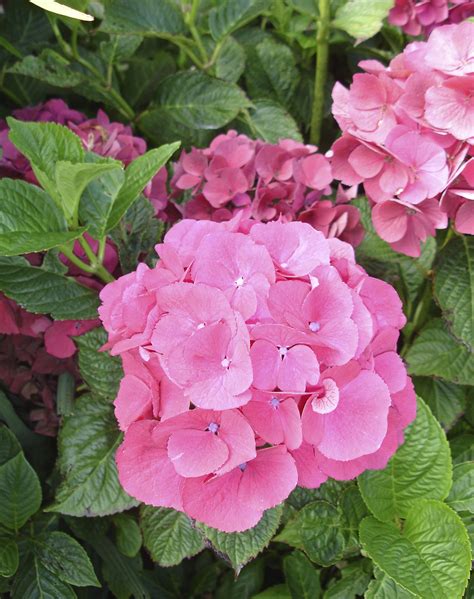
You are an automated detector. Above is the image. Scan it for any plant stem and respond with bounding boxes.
[186,0,208,65]
[78,236,98,264]
[97,237,107,265]
[60,245,96,274]
[62,239,115,284]
[310,0,331,146]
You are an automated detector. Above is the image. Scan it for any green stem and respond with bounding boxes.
[60,245,96,274]
[185,0,208,65]
[62,240,115,284]
[97,236,107,265]
[78,236,98,264]
[310,0,331,146]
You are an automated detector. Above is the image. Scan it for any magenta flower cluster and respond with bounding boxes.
[171,130,364,247]
[331,21,474,256]
[388,0,474,36]
[100,217,416,532]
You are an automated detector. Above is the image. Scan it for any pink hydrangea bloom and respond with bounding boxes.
[103,219,415,532]
[388,0,474,36]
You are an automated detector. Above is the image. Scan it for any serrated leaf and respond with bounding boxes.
[32,531,100,587]
[446,462,474,514]
[245,100,302,143]
[47,394,138,517]
[0,453,42,531]
[197,506,282,572]
[0,256,99,320]
[101,0,185,36]
[140,506,204,567]
[7,117,84,206]
[141,72,250,132]
[8,49,84,88]
[358,397,452,522]
[100,34,142,65]
[324,561,372,599]
[339,486,369,549]
[365,567,415,599]
[359,500,471,599]
[106,143,179,231]
[0,540,19,577]
[113,513,142,558]
[0,179,84,256]
[333,0,394,41]
[406,319,474,385]
[283,551,320,599]
[75,328,122,399]
[209,0,271,41]
[55,159,123,225]
[413,377,465,431]
[434,236,474,348]
[216,36,246,83]
[12,553,76,599]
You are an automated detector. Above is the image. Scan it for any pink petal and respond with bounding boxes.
[167,429,229,477]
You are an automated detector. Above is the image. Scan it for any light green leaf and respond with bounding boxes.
[101,0,185,36]
[365,567,415,599]
[216,36,246,83]
[197,506,282,573]
[333,0,394,40]
[106,143,180,231]
[358,397,452,522]
[324,561,372,599]
[0,453,42,531]
[75,328,122,399]
[7,117,84,206]
[12,554,76,599]
[283,551,320,599]
[434,236,474,348]
[245,100,302,143]
[0,179,85,256]
[406,319,474,385]
[0,256,99,320]
[140,506,204,567]
[141,72,250,132]
[209,0,271,41]
[0,540,19,577]
[113,513,142,558]
[413,377,466,431]
[447,462,474,514]
[359,500,471,599]
[47,394,138,517]
[33,531,100,587]
[252,584,291,599]
[55,159,123,225]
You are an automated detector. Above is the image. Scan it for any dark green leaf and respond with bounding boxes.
[244,100,302,142]
[216,36,246,83]
[447,462,474,514]
[0,453,42,530]
[12,553,76,599]
[324,561,372,599]
[252,585,292,599]
[413,377,466,431]
[8,50,84,88]
[113,513,142,558]
[283,551,320,599]
[0,540,19,577]
[101,0,185,36]
[209,0,272,41]
[0,426,22,467]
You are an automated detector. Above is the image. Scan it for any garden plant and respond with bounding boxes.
[0,0,473,597]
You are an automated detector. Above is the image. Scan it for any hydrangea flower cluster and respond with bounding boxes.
[171,130,364,247]
[100,217,416,532]
[388,0,474,36]
[331,21,474,256]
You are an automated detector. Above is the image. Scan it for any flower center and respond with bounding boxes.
[197,322,206,329]
[238,463,247,472]
[235,276,245,287]
[221,357,231,369]
[278,346,288,357]
[208,422,219,434]
[309,321,320,332]
[270,397,280,408]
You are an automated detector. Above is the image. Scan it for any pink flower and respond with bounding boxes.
[43,320,99,359]
[424,21,474,75]
[425,76,474,140]
[299,200,364,246]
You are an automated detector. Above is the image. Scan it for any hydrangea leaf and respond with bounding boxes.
[413,377,466,431]
[283,551,321,599]
[101,0,186,36]
[333,0,394,41]
[209,0,272,41]
[196,506,282,573]
[216,36,246,83]
[365,567,416,599]
[12,553,76,599]
[245,100,303,143]
[75,328,123,399]
[140,506,204,567]
[446,462,474,514]
[324,561,372,599]
[0,179,85,256]
[359,500,471,599]
[0,256,99,320]
[0,452,42,531]
[46,394,138,517]
[0,540,19,578]
[406,319,474,385]
[0,426,22,467]
[113,513,142,558]
[358,397,452,522]
[252,584,292,599]
[434,236,474,348]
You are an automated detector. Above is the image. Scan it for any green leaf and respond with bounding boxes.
[245,100,302,143]
[216,560,264,599]
[358,397,452,522]
[0,256,99,320]
[100,34,143,65]
[47,394,138,517]
[33,531,100,587]
[275,501,346,566]
[0,179,85,256]
[101,0,185,36]
[252,584,291,599]
[106,143,180,231]
[446,462,474,514]
[434,236,474,348]
[140,506,203,567]
[0,540,19,578]
[283,551,320,599]
[12,553,76,599]
[216,37,246,83]
[197,506,282,573]
[365,567,415,599]
[324,561,372,599]
[141,72,250,132]
[333,0,394,41]
[209,0,272,41]
[359,500,471,599]
[113,513,142,558]
[55,159,123,225]
[0,426,22,467]
[339,485,369,549]
[75,328,122,399]
[413,377,466,431]
[0,453,42,531]
[123,51,176,110]
[406,319,474,385]
[8,49,84,91]
[7,117,84,206]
